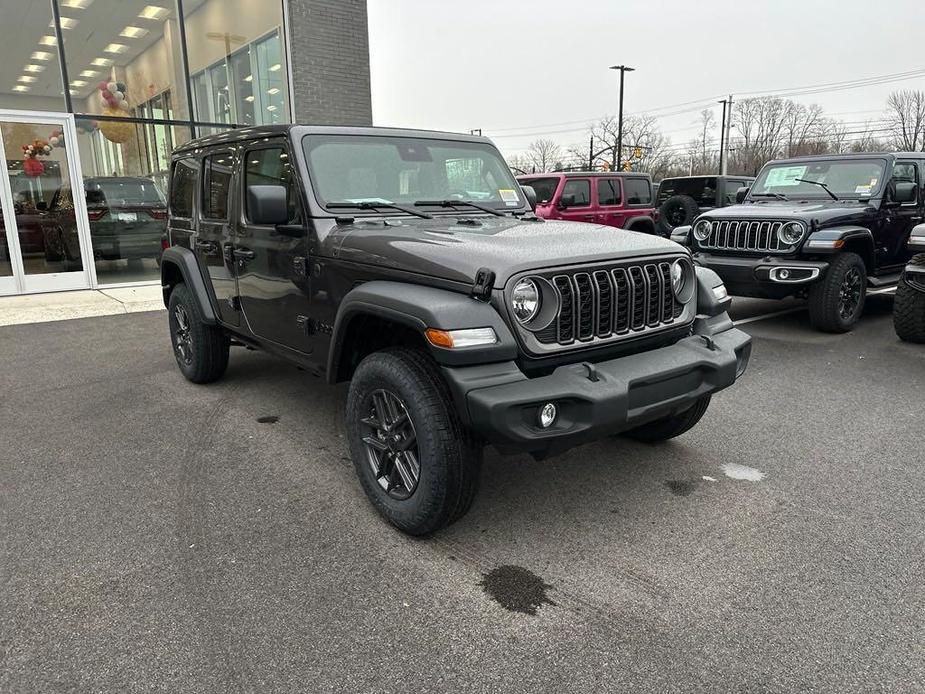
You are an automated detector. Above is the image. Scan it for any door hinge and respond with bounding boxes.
[471,267,495,301]
[292,256,307,277]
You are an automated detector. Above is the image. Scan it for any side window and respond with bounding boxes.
[624,178,652,205]
[244,146,300,223]
[725,181,744,204]
[170,158,197,218]
[202,152,233,220]
[562,179,590,207]
[597,178,622,206]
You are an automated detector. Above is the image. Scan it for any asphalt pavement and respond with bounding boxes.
[1,294,923,693]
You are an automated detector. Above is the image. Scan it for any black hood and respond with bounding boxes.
[321,216,682,288]
[702,199,877,227]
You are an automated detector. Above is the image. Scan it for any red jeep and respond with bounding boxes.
[517,172,659,235]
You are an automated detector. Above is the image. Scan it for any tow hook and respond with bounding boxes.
[700,335,717,351]
[581,362,600,382]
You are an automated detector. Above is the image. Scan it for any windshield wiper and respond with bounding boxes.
[751,192,789,201]
[327,201,432,219]
[795,178,839,201]
[414,199,506,217]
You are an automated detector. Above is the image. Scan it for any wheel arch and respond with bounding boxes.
[805,226,875,274]
[327,281,518,384]
[625,215,656,235]
[160,246,218,325]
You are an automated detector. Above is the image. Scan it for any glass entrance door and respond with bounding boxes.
[0,113,92,295]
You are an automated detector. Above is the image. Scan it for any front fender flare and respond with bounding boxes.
[804,226,873,253]
[327,281,519,383]
[160,246,218,324]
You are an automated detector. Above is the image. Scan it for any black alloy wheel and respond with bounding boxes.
[172,303,194,367]
[838,266,863,322]
[360,388,421,500]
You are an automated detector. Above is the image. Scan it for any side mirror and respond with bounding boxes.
[247,185,289,225]
[557,193,575,210]
[893,181,917,204]
[735,187,750,204]
[909,223,925,251]
[520,185,537,211]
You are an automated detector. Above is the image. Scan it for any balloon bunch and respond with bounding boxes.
[98,80,129,111]
[21,138,52,177]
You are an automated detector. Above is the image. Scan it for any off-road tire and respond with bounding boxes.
[808,252,867,333]
[624,395,711,443]
[346,347,482,536]
[657,194,700,234]
[893,256,925,343]
[167,283,229,383]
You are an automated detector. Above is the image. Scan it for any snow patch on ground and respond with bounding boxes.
[720,463,766,482]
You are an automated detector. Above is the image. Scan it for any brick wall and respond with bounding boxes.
[286,0,372,126]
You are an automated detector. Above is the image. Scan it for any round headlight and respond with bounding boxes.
[693,219,712,241]
[511,278,540,324]
[670,259,686,297]
[778,221,805,246]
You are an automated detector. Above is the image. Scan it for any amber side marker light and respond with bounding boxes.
[425,327,498,349]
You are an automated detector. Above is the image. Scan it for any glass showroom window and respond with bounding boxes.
[75,118,191,285]
[59,0,188,121]
[0,0,67,112]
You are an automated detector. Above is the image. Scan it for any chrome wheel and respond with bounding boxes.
[173,304,193,366]
[838,267,863,321]
[360,389,420,500]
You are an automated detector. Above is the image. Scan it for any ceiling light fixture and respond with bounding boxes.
[18,75,37,83]
[243,74,253,82]
[138,5,169,20]
[71,79,88,87]
[39,35,57,46]
[120,26,149,39]
[244,95,254,102]
[91,57,113,67]
[50,17,79,29]
[79,69,99,78]
[24,64,46,73]
[104,43,128,54]
[269,63,281,72]
[12,85,31,92]
[267,88,280,95]
[60,0,94,8]
[31,51,53,61]
[266,105,277,111]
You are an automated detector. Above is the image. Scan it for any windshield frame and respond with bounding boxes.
[748,157,889,202]
[300,133,528,216]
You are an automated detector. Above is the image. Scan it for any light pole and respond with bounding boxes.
[609,65,635,170]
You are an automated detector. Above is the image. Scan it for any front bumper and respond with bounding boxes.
[902,256,925,292]
[693,252,829,299]
[442,322,751,455]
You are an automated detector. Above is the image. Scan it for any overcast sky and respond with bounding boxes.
[367,0,925,157]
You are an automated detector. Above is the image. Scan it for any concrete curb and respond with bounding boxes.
[0,285,165,327]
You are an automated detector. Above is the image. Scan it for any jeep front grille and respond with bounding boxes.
[536,260,685,347]
[699,220,784,253]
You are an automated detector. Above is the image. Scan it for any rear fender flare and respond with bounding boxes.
[160,246,218,324]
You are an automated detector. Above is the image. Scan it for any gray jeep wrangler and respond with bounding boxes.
[160,125,752,535]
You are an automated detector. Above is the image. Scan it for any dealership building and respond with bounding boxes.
[0,0,370,296]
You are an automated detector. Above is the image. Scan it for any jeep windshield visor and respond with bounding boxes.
[749,159,887,200]
[303,135,526,214]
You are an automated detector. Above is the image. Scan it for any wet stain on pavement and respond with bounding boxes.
[664,479,698,496]
[480,565,556,615]
[256,416,279,424]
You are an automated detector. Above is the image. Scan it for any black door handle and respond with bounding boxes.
[194,239,216,253]
[233,248,256,260]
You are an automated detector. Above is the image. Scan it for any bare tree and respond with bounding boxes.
[885,90,925,151]
[506,153,533,175]
[526,139,563,172]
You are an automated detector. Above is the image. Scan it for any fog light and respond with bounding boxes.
[778,268,790,280]
[538,402,557,428]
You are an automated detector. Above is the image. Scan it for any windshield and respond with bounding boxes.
[750,159,887,200]
[519,176,560,204]
[303,135,525,212]
[657,177,717,206]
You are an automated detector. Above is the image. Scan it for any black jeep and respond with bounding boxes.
[160,125,751,535]
[673,153,924,332]
[893,223,925,342]
[656,174,755,236]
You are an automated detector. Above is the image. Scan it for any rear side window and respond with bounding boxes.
[202,153,233,220]
[598,179,622,206]
[624,178,652,205]
[244,146,300,223]
[170,158,197,218]
[521,177,559,204]
[562,179,590,207]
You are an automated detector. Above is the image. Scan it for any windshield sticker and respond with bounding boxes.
[765,166,807,187]
[498,188,520,206]
[855,184,873,194]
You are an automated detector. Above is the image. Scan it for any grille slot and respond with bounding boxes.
[702,220,784,252]
[538,259,687,347]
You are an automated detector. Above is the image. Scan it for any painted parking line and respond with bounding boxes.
[733,287,896,326]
